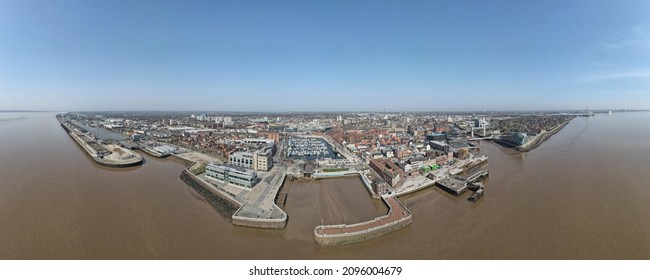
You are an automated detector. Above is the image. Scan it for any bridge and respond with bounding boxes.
[466,170,489,183]
[469,136,495,141]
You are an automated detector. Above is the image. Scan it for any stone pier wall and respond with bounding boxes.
[179,170,242,219]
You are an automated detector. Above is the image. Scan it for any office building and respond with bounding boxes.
[205,163,258,188]
[229,147,274,171]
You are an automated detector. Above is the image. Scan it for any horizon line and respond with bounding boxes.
[3,109,647,114]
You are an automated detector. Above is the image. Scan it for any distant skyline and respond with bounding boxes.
[1,0,649,111]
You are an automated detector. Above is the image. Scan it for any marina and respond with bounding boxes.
[286,137,340,160]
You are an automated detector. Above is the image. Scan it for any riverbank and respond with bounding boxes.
[518,119,572,152]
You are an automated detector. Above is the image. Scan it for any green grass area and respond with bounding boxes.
[189,161,207,175]
[322,167,349,173]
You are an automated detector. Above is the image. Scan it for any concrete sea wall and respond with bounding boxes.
[232,172,288,229]
[60,122,143,168]
[232,214,287,229]
[518,120,571,152]
[179,170,242,218]
[314,197,412,246]
[314,215,412,246]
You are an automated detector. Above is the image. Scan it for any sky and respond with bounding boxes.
[1,0,649,112]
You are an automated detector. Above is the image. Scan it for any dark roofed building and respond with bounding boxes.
[369,158,405,188]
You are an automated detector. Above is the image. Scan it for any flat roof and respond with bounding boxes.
[437,177,467,191]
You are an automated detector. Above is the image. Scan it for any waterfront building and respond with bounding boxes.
[407,157,425,170]
[229,147,273,171]
[229,151,255,169]
[205,163,258,188]
[500,132,529,146]
[255,148,273,171]
[371,178,388,195]
[369,158,405,188]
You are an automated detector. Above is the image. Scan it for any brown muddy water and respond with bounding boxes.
[1,112,650,259]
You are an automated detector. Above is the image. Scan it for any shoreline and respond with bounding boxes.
[517,119,572,152]
[56,112,482,246]
[493,118,573,153]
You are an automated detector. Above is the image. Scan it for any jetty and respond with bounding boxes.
[58,114,143,168]
[314,196,412,246]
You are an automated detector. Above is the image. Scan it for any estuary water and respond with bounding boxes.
[1,112,650,259]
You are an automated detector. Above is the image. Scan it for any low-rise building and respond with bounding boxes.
[430,140,451,153]
[369,158,405,188]
[255,148,273,171]
[206,163,258,188]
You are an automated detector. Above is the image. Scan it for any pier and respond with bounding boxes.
[466,170,489,183]
[231,166,288,229]
[436,177,469,196]
[58,115,143,168]
[314,196,412,246]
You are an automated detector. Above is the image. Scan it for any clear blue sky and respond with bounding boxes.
[1,0,649,111]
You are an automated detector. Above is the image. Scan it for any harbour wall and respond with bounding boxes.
[394,181,436,197]
[314,197,412,246]
[312,171,378,198]
[62,124,143,168]
[179,170,242,219]
[231,213,287,229]
[232,173,288,229]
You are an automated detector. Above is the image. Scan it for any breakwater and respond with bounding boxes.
[232,210,287,229]
[179,170,241,218]
[59,117,143,168]
[314,196,412,246]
